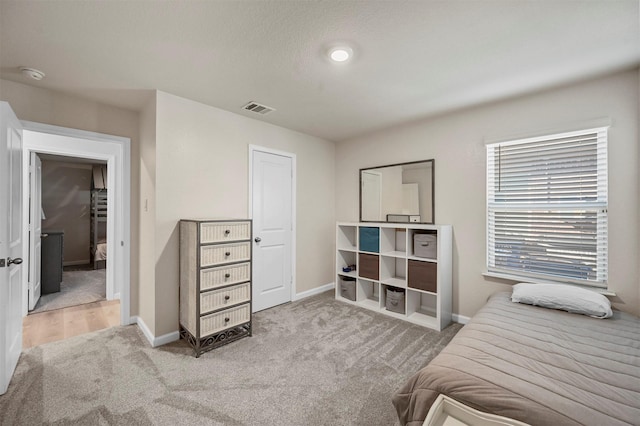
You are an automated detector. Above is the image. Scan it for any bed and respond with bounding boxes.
[90,189,107,269]
[94,238,107,263]
[393,292,640,426]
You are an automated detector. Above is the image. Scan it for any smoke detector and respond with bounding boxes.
[242,101,275,115]
[20,67,45,80]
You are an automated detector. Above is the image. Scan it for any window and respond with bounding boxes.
[486,127,608,287]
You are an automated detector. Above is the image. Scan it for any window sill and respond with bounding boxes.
[482,271,617,297]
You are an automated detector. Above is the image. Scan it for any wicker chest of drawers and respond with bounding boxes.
[179,219,252,357]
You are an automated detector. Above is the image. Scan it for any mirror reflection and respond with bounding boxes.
[360,159,434,224]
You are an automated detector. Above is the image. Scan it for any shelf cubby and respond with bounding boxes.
[336,274,358,303]
[337,224,357,251]
[358,279,380,309]
[358,226,380,253]
[407,290,438,329]
[380,284,407,317]
[380,227,407,257]
[337,250,357,277]
[380,255,406,288]
[407,228,438,261]
[335,222,452,331]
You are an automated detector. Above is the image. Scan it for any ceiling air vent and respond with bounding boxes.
[242,101,275,115]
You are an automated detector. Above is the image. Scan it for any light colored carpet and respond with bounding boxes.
[31,269,106,314]
[2,291,462,425]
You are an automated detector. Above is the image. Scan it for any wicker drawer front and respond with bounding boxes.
[200,242,250,267]
[200,222,250,244]
[200,282,250,315]
[200,262,250,291]
[200,303,250,337]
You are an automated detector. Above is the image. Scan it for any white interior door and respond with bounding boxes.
[361,170,382,221]
[28,152,42,310]
[251,149,293,312]
[1,102,24,395]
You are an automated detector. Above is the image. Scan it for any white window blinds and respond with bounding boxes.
[487,128,608,286]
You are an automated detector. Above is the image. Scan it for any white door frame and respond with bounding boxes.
[248,145,297,302]
[20,121,131,326]
[361,169,382,221]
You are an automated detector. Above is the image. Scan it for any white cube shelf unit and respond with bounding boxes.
[335,222,452,331]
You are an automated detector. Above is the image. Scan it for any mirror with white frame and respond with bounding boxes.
[359,159,434,224]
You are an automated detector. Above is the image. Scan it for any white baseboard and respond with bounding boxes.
[154,330,180,347]
[452,313,471,324]
[293,282,335,301]
[132,316,154,346]
[132,316,180,348]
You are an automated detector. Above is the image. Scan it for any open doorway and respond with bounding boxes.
[29,154,109,314]
[20,122,131,346]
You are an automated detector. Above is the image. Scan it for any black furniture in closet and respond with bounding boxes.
[41,230,64,294]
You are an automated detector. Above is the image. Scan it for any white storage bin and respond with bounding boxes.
[340,276,357,301]
[386,288,405,314]
[414,233,437,258]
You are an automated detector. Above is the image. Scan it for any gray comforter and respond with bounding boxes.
[393,292,640,426]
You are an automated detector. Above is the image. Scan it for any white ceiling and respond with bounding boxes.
[1,1,638,142]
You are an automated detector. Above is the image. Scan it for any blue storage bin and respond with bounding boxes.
[359,227,379,253]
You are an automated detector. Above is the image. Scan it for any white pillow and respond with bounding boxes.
[511,283,613,318]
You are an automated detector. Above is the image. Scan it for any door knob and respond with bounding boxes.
[8,257,23,265]
[254,237,261,243]
[41,233,49,238]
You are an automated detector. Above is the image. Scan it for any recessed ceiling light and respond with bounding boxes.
[329,46,353,63]
[20,67,45,80]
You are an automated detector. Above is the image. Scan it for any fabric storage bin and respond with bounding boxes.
[340,276,357,301]
[358,253,380,280]
[386,288,405,314]
[359,227,380,253]
[408,260,437,293]
[414,233,437,258]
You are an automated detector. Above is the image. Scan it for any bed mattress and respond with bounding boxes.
[392,292,640,426]
[95,240,107,261]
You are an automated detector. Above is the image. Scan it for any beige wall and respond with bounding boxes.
[152,91,335,336]
[0,79,141,315]
[41,160,93,264]
[336,69,640,317]
[138,93,157,333]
